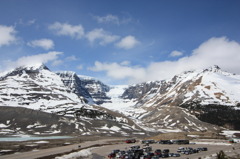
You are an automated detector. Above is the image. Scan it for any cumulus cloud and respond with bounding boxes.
[49,22,84,39]
[27,39,54,50]
[170,50,183,57]
[86,28,119,45]
[115,35,140,49]
[90,37,240,84]
[2,51,63,71]
[89,61,146,84]
[0,25,17,47]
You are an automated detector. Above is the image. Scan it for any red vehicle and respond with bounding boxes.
[125,138,136,143]
[108,152,116,158]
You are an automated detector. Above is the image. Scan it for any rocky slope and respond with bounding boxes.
[78,75,111,104]
[120,65,240,130]
[56,71,111,105]
[0,106,147,137]
[56,71,92,103]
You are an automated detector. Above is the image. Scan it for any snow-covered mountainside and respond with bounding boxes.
[120,65,240,130]
[1,64,240,134]
[123,65,240,108]
[0,64,86,113]
[0,64,148,136]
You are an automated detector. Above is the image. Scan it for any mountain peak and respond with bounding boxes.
[208,65,221,72]
[20,63,49,71]
[201,65,223,74]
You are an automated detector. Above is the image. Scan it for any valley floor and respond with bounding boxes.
[1,135,240,159]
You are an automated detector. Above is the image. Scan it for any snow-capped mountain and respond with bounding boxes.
[0,64,86,113]
[1,64,240,134]
[0,64,148,136]
[122,65,240,108]
[120,65,240,130]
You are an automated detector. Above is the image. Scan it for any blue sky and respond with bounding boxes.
[0,0,240,85]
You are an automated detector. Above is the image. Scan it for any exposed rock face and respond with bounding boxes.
[56,72,111,104]
[78,75,111,104]
[121,81,162,100]
[56,71,92,103]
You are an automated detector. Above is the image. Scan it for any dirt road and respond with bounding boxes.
[0,138,122,159]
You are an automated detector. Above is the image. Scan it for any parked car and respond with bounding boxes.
[197,147,208,151]
[116,151,126,158]
[154,149,162,156]
[112,149,120,154]
[171,140,189,144]
[202,147,208,151]
[162,149,169,154]
[143,146,152,152]
[141,139,155,144]
[169,153,181,157]
[161,153,169,158]
[125,138,136,143]
[177,147,184,153]
[130,145,140,150]
[159,140,173,144]
[108,152,116,158]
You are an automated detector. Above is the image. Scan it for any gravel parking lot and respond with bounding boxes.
[87,140,240,159]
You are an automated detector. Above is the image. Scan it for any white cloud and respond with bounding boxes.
[90,37,240,84]
[27,39,54,50]
[66,55,78,61]
[2,51,63,71]
[115,35,140,49]
[94,14,120,24]
[89,61,146,84]
[86,28,119,45]
[49,22,84,39]
[94,14,132,25]
[170,50,183,57]
[0,25,17,47]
